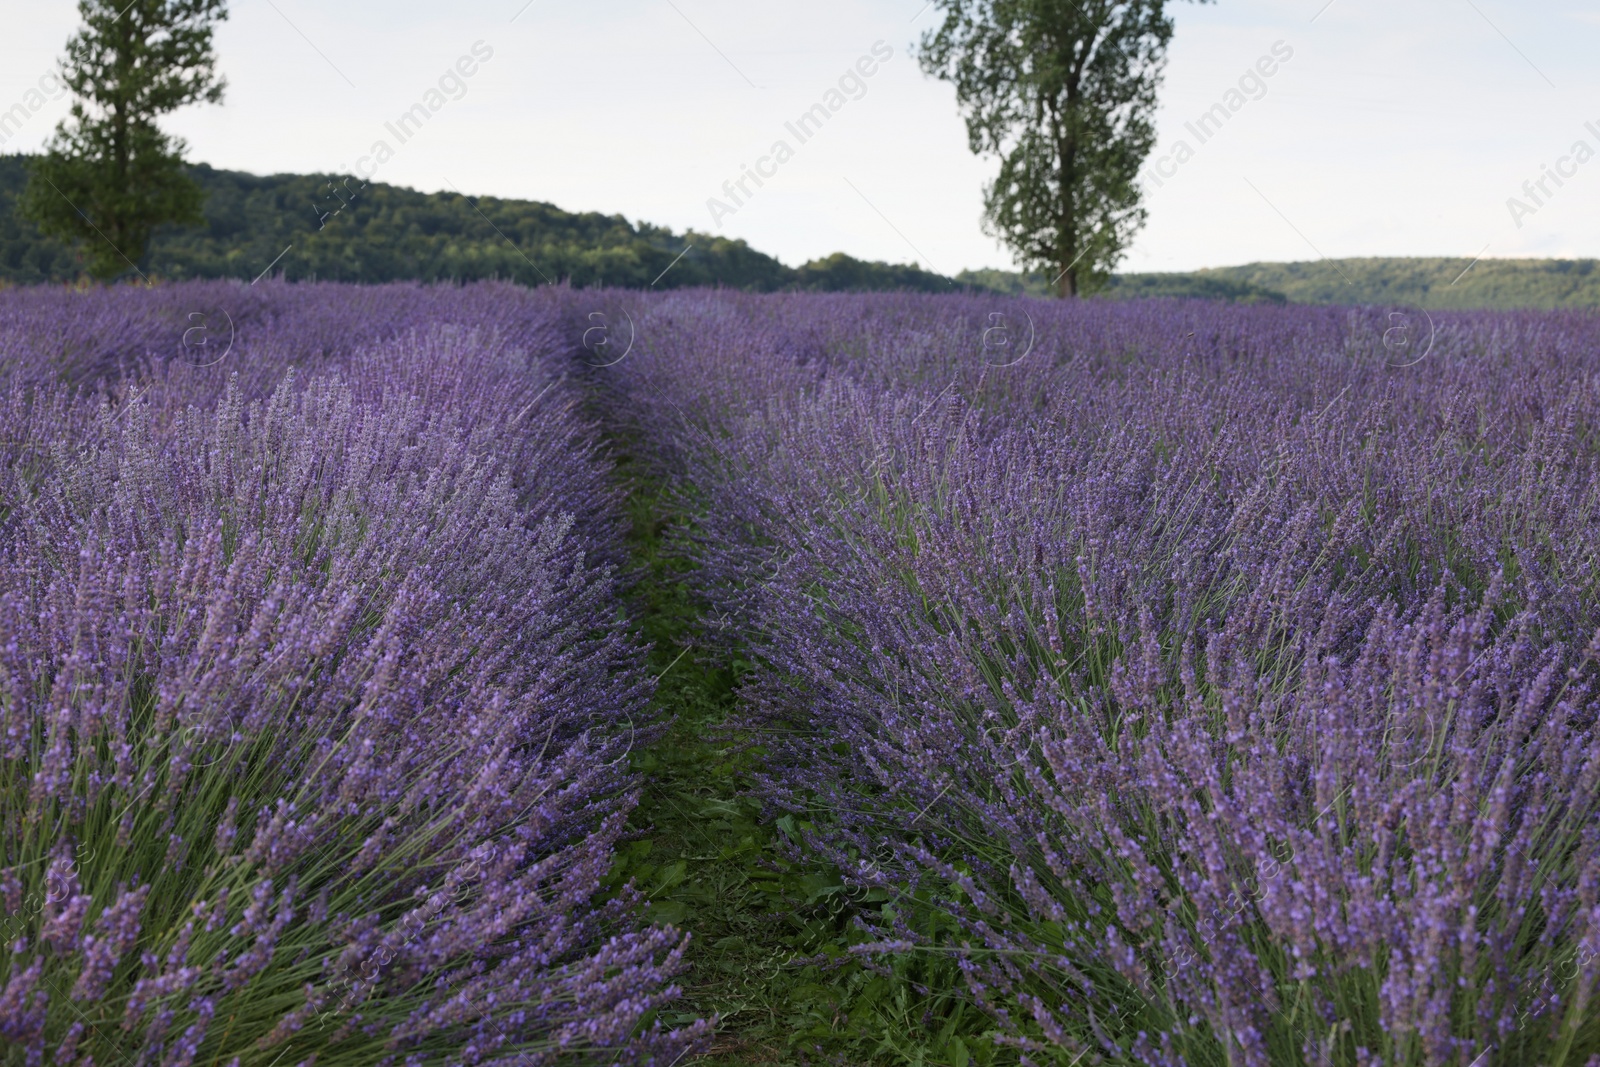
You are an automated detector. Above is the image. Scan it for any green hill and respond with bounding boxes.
[4,153,1597,307]
[956,267,1290,304]
[1190,258,1600,309]
[965,259,1600,309]
[0,154,954,293]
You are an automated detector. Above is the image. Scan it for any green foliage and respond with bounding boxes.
[964,259,1600,308]
[919,0,1207,297]
[19,0,227,280]
[952,267,1059,297]
[796,253,957,295]
[0,156,961,293]
[11,142,1596,310]
[958,266,1288,302]
[1182,256,1600,309]
[1106,270,1287,303]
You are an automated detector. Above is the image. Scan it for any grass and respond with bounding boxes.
[603,459,999,1067]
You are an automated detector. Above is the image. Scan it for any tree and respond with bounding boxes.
[919,0,1205,297]
[20,0,227,281]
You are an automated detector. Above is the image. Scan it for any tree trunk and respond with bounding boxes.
[1058,84,1080,300]
[1058,264,1078,298]
[112,10,132,271]
[114,4,146,275]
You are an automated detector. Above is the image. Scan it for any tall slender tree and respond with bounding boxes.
[21,0,228,281]
[920,0,1206,297]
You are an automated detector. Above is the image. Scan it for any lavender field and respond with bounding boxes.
[3,282,1600,1067]
[0,283,703,1066]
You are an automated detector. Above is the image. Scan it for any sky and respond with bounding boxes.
[2,0,1598,275]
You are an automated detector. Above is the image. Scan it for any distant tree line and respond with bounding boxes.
[5,153,1596,307]
[959,260,1600,309]
[1185,257,1600,310]
[0,155,964,293]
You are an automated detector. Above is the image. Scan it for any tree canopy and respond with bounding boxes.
[0,157,960,294]
[20,0,227,280]
[920,0,1206,297]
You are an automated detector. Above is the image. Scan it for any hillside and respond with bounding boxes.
[968,269,1288,304]
[1195,258,1600,309]
[969,259,1600,309]
[4,154,1598,307]
[0,154,953,293]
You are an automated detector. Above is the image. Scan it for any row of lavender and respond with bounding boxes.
[604,291,1600,1066]
[0,282,703,1065]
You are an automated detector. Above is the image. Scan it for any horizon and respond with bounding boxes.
[3,1,1597,277]
[11,150,1596,282]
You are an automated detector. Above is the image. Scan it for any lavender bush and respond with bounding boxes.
[599,290,1600,1066]
[0,282,703,1065]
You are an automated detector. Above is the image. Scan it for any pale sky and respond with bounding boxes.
[2,0,1597,275]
